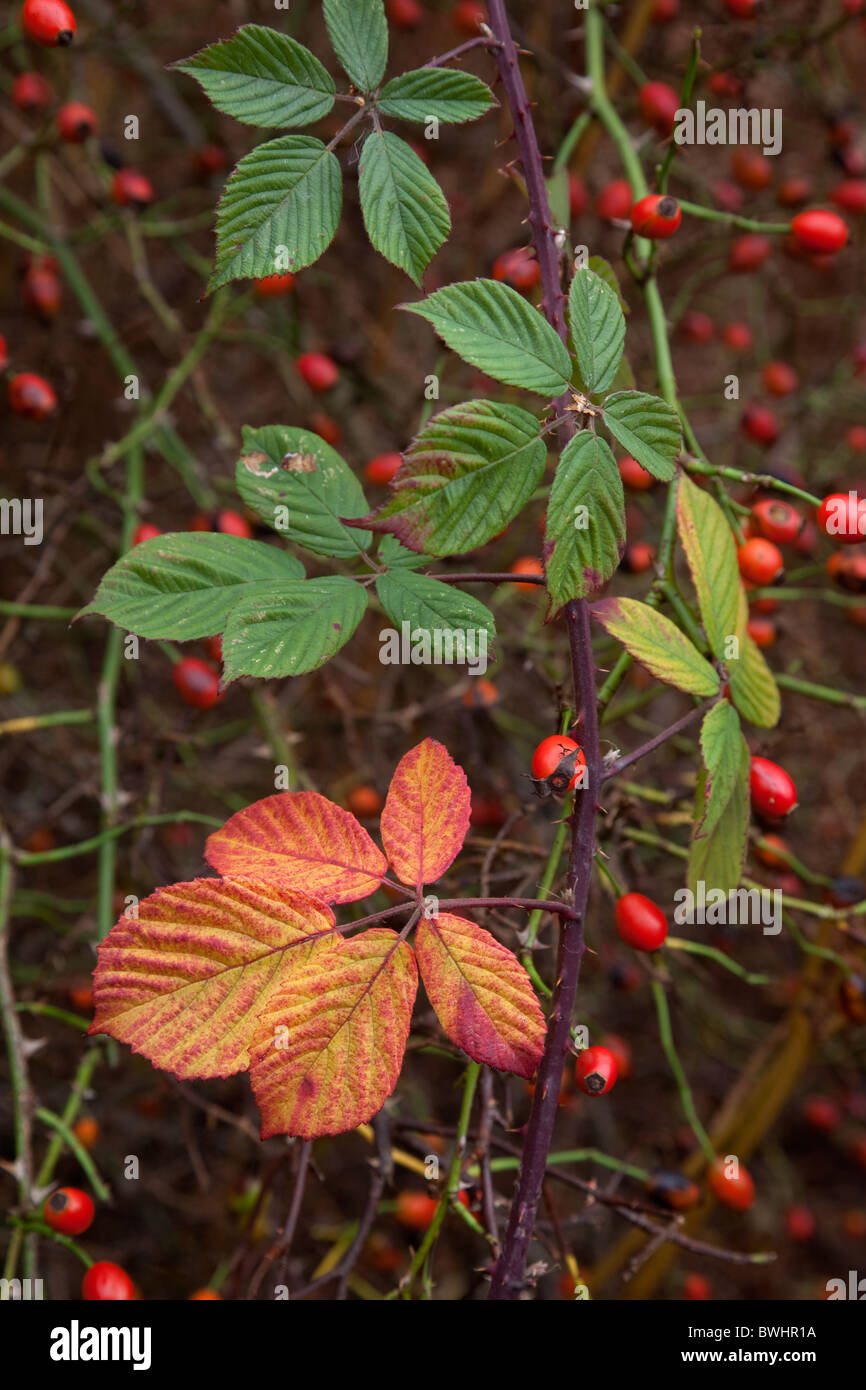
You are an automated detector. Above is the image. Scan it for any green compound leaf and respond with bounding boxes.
[602,391,681,482]
[694,700,745,840]
[79,534,304,640]
[687,719,750,897]
[378,68,495,124]
[174,25,335,128]
[591,597,720,697]
[728,631,781,728]
[378,534,430,569]
[236,424,371,558]
[222,577,367,682]
[375,570,495,658]
[359,132,450,284]
[403,279,572,397]
[352,400,546,555]
[568,265,625,397]
[209,135,341,290]
[677,472,741,660]
[323,0,387,93]
[544,431,625,614]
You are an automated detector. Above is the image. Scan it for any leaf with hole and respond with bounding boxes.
[236,424,371,558]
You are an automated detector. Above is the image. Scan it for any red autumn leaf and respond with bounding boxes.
[250,928,417,1139]
[380,738,470,888]
[205,791,387,903]
[414,913,545,1078]
[89,878,338,1078]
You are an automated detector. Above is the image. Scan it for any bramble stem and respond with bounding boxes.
[485,0,599,1301]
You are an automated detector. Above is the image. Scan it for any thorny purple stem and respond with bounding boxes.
[602,700,714,783]
[485,0,599,1301]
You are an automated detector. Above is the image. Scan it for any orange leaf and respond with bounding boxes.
[205,791,387,903]
[380,738,470,888]
[89,878,338,1078]
[250,929,417,1139]
[415,914,545,1078]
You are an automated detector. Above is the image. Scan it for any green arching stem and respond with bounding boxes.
[676,199,791,235]
[656,32,702,196]
[665,938,772,986]
[684,459,821,509]
[475,1148,649,1183]
[398,1062,480,1299]
[0,709,94,737]
[36,1048,103,1190]
[16,811,224,867]
[651,979,715,1163]
[552,112,592,176]
[775,673,866,710]
[6,1217,93,1269]
[35,1108,111,1202]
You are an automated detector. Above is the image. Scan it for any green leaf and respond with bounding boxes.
[687,726,749,897]
[379,68,495,124]
[728,632,781,728]
[236,425,372,558]
[323,0,387,93]
[588,256,629,314]
[173,25,335,128]
[378,534,430,569]
[209,136,341,290]
[568,265,625,397]
[375,570,495,657]
[677,472,741,660]
[403,280,572,397]
[222,577,367,682]
[544,432,625,614]
[352,400,546,555]
[79,534,304,640]
[359,132,450,284]
[602,392,681,482]
[591,597,720,697]
[694,701,744,839]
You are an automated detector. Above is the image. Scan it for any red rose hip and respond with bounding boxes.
[575,1045,618,1096]
[615,892,668,951]
[749,756,797,819]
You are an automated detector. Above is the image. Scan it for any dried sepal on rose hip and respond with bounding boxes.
[530,735,586,799]
[575,1044,618,1096]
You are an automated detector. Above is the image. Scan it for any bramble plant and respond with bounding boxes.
[4,0,866,1312]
